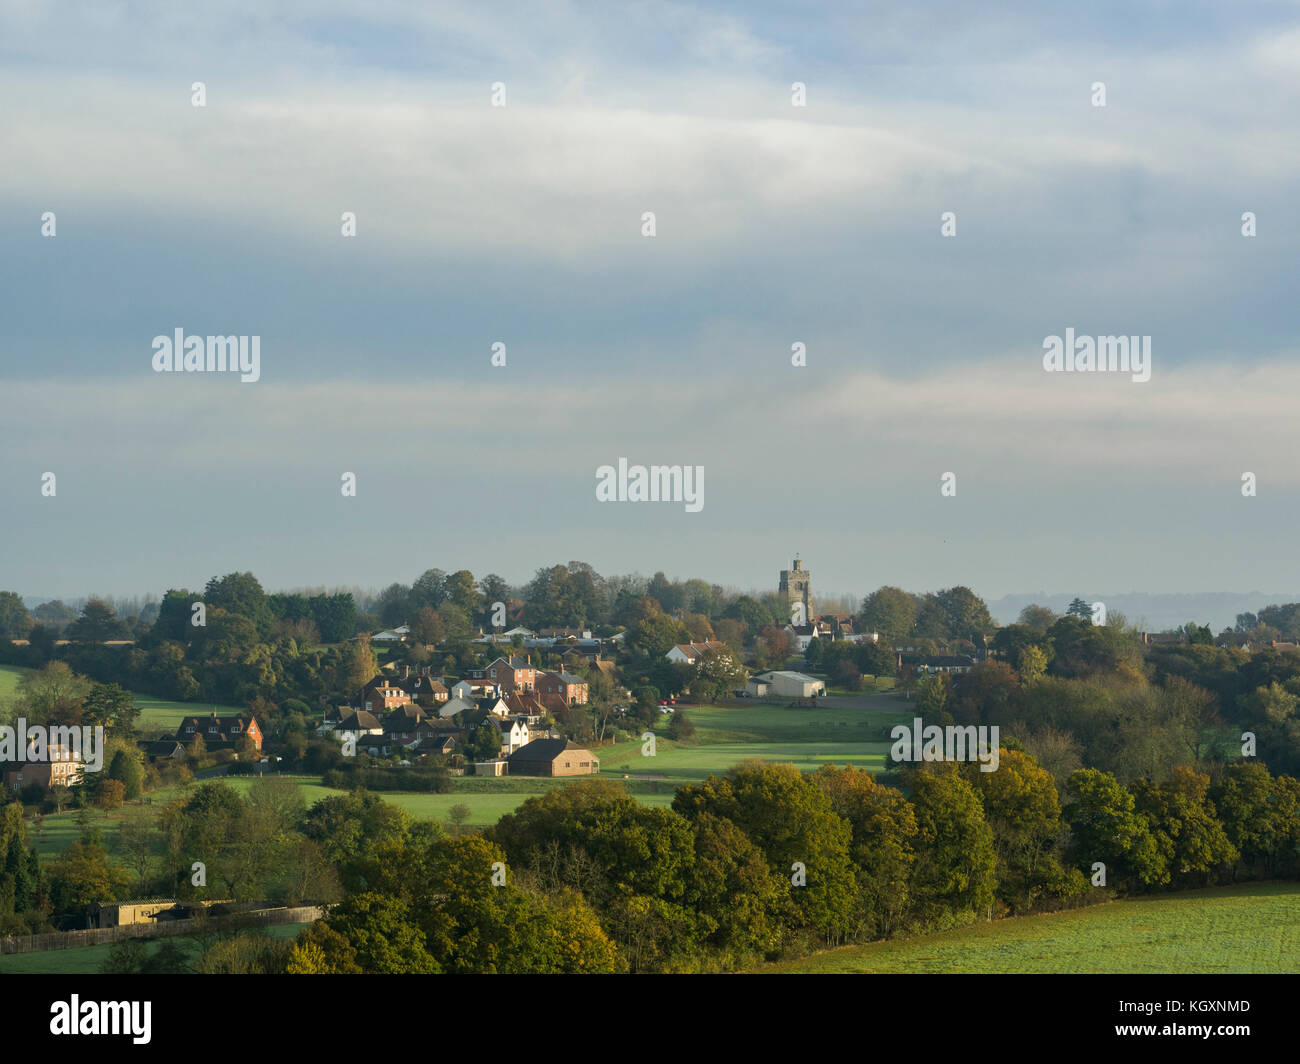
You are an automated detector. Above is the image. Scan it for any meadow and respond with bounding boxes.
[757,881,1300,974]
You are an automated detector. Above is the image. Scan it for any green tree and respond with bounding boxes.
[0,591,33,640]
[907,765,997,925]
[858,586,919,642]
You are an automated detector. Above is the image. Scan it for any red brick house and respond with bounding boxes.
[486,656,537,693]
[537,670,589,706]
[178,713,263,751]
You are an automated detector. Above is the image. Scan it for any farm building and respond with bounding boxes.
[507,738,600,777]
[752,670,826,698]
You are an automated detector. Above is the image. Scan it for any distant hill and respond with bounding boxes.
[988,592,1300,634]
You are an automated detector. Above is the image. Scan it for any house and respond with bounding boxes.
[145,739,187,761]
[383,704,429,742]
[914,655,976,675]
[507,738,600,777]
[478,696,512,718]
[437,695,477,720]
[784,624,817,652]
[330,709,384,740]
[390,667,449,705]
[362,679,413,716]
[493,717,531,754]
[472,626,535,644]
[503,690,547,722]
[752,671,825,698]
[665,640,730,665]
[451,680,473,701]
[538,671,589,706]
[372,626,410,642]
[1,744,84,791]
[178,713,263,751]
[485,656,537,692]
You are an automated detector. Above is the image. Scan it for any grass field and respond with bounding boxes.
[0,921,309,974]
[598,695,909,783]
[757,882,1300,973]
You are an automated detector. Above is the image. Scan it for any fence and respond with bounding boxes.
[1,905,325,955]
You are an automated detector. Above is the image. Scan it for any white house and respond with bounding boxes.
[372,625,410,642]
[451,680,473,701]
[666,640,731,665]
[753,671,825,698]
[784,624,817,652]
[494,717,531,754]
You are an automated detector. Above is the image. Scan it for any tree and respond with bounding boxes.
[204,572,273,633]
[17,661,92,723]
[82,684,140,735]
[66,598,125,642]
[95,779,126,810]
[907,766,997,925]
[673,762,857,943]
[478,574,509,615]
[411,569,448,610]
[49,839,131,924]
[409,607,447,647]
[0,591,32,640]
[1017,604,1058,635]
[444,571,478,612]
[448,804,471,831]
[859,587,919,642]
[813,766,917,938]
[968,749,1081,912]
[1018,644,1048,687]
[116,815,156,892]
[107,749,144,801]
[1063,768,1165,889]
[1066,598,1093,621]
[466,723,502,763]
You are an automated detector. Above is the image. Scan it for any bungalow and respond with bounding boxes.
[665,640,730,665]
[914,655,976,675]
[372,625,410,642]
[507,738,600,777]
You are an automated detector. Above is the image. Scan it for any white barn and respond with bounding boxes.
[753,671,826,698]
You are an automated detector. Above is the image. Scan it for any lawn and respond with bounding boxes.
[0,921,310,975]
[757,881,1300,974]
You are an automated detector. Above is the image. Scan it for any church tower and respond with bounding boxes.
[779,557,812,623]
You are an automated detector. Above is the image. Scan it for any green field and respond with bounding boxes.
[598,695,908,784]
[0,921,309,975]
[758,882,1300,973]
[0,664,25,704]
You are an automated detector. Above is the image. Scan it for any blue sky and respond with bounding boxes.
[2,1,1300,604]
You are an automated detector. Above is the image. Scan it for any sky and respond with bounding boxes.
[2,1,1300,605]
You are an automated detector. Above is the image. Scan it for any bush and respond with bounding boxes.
[95,779,126,810]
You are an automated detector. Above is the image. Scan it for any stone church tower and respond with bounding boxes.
[779,558,812,622]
